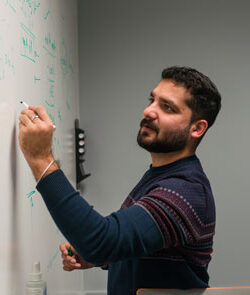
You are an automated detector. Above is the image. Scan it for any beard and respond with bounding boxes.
[137,118,191,153]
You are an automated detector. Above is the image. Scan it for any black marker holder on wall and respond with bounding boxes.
[75,119,90,189]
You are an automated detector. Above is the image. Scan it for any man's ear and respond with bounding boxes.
[190,120,208,139]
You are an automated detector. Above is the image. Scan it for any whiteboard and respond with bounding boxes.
[0,1,83,294]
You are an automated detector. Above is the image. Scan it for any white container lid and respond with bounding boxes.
[29,261,42,281]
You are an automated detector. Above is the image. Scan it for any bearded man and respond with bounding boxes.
[19,66,221,295]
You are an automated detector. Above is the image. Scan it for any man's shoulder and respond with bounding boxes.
[146,174,215,222]
[155,176,204,192]
[148,161,211,198]
[145,176,208,207]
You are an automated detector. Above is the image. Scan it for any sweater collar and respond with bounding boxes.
[148,154,199,175]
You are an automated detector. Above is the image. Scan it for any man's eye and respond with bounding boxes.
[163,104,172,111]
[148,97,154,104]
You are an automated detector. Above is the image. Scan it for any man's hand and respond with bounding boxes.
[60,242,96,271]
[19,105,59,181]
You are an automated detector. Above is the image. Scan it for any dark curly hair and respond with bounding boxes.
[161,66,221,138]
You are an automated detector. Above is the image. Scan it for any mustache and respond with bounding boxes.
[140,119,159,132]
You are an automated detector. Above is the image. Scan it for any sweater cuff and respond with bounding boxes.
[36,169,76,209]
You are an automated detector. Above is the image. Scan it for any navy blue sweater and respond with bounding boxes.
[37,155,215,295]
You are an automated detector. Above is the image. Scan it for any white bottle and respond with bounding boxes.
[25,261,47,295]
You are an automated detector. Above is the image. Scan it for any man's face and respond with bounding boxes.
[137,79,193,153]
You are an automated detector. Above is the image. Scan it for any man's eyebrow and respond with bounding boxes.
[150,91,181,112]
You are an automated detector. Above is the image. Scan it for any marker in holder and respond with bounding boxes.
[75,119,90,189]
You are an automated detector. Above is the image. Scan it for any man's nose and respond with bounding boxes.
[143,104,158,120]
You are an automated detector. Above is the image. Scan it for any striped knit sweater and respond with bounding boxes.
[121,155,215,268]
[37,154,215,295]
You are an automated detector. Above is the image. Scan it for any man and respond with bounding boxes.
[19,66,221,294]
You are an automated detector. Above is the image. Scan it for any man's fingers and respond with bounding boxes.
[65,255,76,264]
[60,242,71,253]
[21,109,42,125]
[19,121,25,129]
[75,263,81,268]
[63,259,73,266]
[63,262,81,271]
[28,105,51,123]
[19,114,32,127]
[60,242,73,257]
[63,265,73,271]
[60,242,81,272]
[60,244,83,271]
[21,109,35,118]
[63,257,80,269]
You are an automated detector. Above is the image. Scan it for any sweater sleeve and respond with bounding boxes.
[36,169,164,265]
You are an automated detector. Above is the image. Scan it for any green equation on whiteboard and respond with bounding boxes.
[20,0,41,17]
[43,10,50,20]
[43,33,56,58]
[20,23,39,63]
[45,100,55,108]
[26,190,36,207]
[34,75,40,83]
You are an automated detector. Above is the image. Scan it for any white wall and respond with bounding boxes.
[78,0,250,292]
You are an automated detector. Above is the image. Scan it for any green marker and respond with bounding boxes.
[67,248,73,257]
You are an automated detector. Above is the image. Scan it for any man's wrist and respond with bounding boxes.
[26,155,60,182]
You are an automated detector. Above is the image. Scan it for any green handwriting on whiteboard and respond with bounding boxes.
[42,45,55,58]
[43,10,50,20]
[45,100,55,108]
[26,190,36,207]
[49,84,54,98]
[43,33,56,58]
[26,190,36,198]
[20,22,35,39]
[60,41,74,77]
[20,0,40,17]
[47,65,55,76]
[20,23,38,63]
[0,53,15,80]
[57,110,62,121]
[66,101,71,111]
[5,0,17,13]
[20,53,35,63]
[47,65,55,83]
[34,75,40,83]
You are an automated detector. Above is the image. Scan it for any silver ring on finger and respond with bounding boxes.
[31,115,39,121]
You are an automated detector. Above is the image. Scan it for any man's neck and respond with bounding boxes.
[150,149,195,167]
